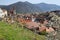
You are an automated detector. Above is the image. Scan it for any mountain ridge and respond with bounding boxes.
[0,1,60,13]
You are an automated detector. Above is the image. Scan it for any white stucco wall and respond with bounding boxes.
[0,8,7,18]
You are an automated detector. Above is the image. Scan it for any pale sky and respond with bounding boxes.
[0,0,60,5]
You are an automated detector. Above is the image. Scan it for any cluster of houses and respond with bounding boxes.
[0,8,60,35]
[0,8,16,23]
[17,13,57,35]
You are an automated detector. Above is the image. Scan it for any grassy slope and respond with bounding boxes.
[0,21,46,40]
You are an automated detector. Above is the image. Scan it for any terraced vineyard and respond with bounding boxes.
[0,21,46,40]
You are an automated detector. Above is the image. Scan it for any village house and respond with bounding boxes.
[0,8,7,18]
[25,21,40,29]
[17,13,56,35]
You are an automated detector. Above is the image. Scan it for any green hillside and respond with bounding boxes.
[0,21,46,40]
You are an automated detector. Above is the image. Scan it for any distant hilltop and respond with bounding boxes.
[0,1,60,13]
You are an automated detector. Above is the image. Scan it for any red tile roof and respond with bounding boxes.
[26,22,40,29]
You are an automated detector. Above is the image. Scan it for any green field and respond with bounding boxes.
[0,21,46,40]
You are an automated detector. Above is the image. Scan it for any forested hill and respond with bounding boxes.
[0,1,60,13]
